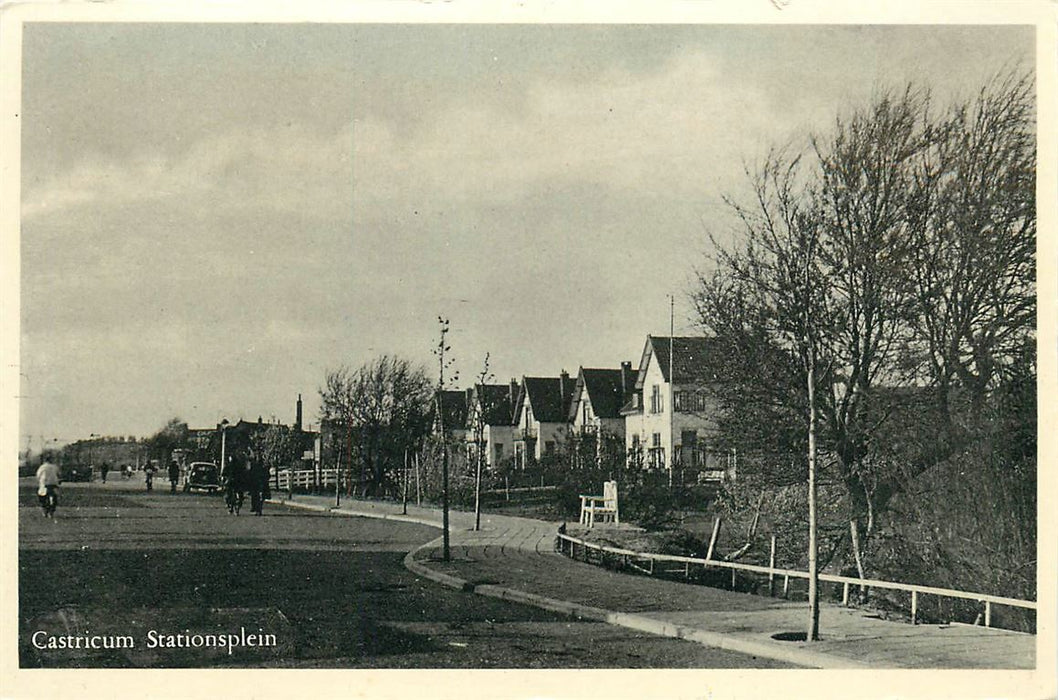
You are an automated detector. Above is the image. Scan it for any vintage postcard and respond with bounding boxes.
[1,2,1054,699]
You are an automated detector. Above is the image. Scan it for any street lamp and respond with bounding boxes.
[89,433,98,478]
[219,419,230,476]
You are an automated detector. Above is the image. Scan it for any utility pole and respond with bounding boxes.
[668,295,675,489]
[219,420,229,479]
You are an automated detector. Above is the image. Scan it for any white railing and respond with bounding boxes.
[556,533,1035,629]
[275,467,337,491]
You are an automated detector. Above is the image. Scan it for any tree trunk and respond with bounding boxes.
[850,518,868,603]
[474,445,483,531]
[402,449,409,515]
[807,343,820,642]
[415,450,422,506]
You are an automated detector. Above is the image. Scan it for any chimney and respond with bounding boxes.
[559,370,569,399]
[509,378,518,405]
[295,393,303,432]
[258,416,263,424]
[621,361,634,395]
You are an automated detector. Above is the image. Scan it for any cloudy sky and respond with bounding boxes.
[16,22,1032,444]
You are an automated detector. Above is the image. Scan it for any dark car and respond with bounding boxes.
[184,462,221,493]
[60,463,93,482]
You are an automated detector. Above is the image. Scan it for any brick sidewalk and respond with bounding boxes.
[273,493,1036,670]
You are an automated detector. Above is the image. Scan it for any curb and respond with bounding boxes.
[267,498,444,530]
[272,497,866,669]
[401,542,865,670]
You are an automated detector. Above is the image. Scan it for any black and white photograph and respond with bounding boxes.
[1,3,1054,699]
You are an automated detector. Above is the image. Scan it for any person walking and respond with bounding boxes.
[36,454,61,517]
[167,460,180,494]
[100,461,110,484]
[248,455,269,516]
[145,461,155,492]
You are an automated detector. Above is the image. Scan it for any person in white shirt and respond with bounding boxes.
[35,454,61,517]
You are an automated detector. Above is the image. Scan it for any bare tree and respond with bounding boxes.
[470,353,495,532]
[432,316,459,561]
[695,73,1035,630]
[319,355,433,499]
[248,423,300,495]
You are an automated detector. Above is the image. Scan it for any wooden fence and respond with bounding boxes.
[556,533,1035,630]
[275,467,337,491]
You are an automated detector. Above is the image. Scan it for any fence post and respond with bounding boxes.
[705,518,721,562]
[782,575,789,599]
[984,601,992,628]
[768,534,777,597]
[730,567,736,590]
[842,582,850,606]
[911,591,918,625]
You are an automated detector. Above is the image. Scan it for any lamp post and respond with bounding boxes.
[89,433,98,479]
[219,419,229,475]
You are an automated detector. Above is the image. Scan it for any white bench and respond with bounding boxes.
[579,480,619,527]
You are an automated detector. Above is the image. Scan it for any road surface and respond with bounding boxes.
[18,479,794,668]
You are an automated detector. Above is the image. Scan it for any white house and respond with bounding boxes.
[465,381,518,469]
[568,363,636,468]
[623,335,733,480]
[511,372,575,468]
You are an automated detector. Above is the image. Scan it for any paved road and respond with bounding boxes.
[17,480,794,668]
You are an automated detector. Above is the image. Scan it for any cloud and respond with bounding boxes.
[22,123,354,223]
[350,49,777,211]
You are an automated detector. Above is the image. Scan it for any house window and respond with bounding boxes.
[651,385,663,414]
[648,432,665,470]
[674,391,708,413]
[545,441,555,454]
[495,443,504,461]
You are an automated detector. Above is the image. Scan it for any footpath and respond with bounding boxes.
[268,492,1035,670]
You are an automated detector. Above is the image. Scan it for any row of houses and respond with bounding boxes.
[436,335,736,481]
[173,335,736,485]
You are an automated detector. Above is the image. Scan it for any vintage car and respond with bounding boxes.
[183,462,221,493]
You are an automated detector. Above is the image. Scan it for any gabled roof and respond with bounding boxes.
[637,335,725,387]
[470,383,517,427]
[516,375,575,424]
[436,390,469,430]
[574,367,632,420]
